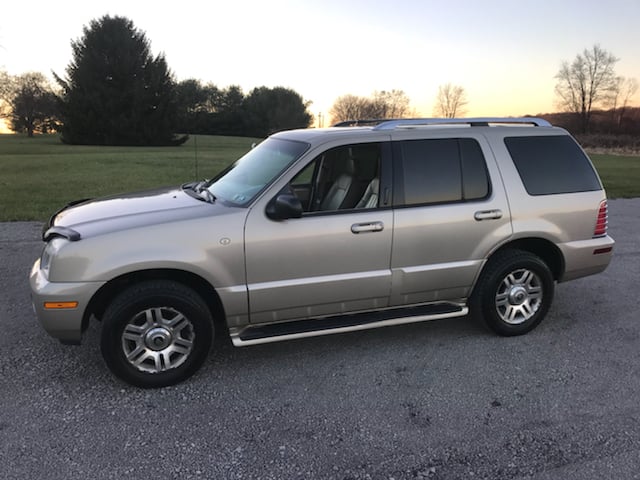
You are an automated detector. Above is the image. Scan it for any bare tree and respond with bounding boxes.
[433,83,468,118]
[329,94,370,123]
[555,44,619,133]
[0,69,14,119]
[611,77,639,128]
[330,90,413,124]
[372,90,411,118]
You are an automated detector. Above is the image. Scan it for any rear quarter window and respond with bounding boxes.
[504,135,601,195]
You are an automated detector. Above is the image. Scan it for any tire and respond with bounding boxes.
[100,280,213,388]
[471,249,554,336]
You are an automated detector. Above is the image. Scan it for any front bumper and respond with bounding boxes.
[29,259,105,344]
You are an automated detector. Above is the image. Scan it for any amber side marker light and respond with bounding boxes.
[44,302,79,309]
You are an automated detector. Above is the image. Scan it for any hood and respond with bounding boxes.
[47,185,229,240]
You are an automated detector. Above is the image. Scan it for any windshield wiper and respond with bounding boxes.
[195,180,216,203]
[183,180,216,203]
[198,187,216,203]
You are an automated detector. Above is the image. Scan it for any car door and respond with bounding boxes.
[243,141,394,324]
[389,133,512,306]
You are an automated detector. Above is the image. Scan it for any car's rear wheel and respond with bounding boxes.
[100,280,213,388]
[471,250,554,336]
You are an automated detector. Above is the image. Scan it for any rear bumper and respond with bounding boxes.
[29,259,105,344]
[558,235,615,282]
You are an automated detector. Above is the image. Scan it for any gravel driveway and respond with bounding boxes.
[1,199,639,480]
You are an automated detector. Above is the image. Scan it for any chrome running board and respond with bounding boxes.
[231,303,468,347]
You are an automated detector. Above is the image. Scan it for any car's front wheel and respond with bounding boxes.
[471,249,554,336]
[100,280,213,388]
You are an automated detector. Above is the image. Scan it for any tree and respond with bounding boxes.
[218,85,245,114]
[372,90,411,118]
[210,85,247,136]
[8,72,59,136]
[243,86,312,137]
[0,69,11,99]
[0,71,59,136]
[0,70,13,122]
[56,15,185,146]
[433,83,468,118]
[175,79,221,133]
[329,94,373,123]
[329,90,413,124]
[554,44,619,133]
[176,79,220,115]
[611,77,638,128]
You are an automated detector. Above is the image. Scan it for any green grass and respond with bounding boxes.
[0,134,259,221]
[0,134,638,221]
[589,153,640,199]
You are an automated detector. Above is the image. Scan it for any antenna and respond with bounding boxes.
[194,135,199,180]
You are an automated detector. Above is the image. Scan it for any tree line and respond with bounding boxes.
[174,81,312,138]
[0,16,312,145]
[0,17,637,145]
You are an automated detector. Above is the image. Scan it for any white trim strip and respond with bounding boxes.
[247,269,391,291]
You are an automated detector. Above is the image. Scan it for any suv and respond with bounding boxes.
[30,118,614,387]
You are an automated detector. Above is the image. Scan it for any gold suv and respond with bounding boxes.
[30,118,615,387]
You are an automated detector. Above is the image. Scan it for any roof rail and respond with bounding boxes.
[372,117,552,130]
[332,119,390,127]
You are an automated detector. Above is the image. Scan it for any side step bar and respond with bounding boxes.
[231,303,468,346]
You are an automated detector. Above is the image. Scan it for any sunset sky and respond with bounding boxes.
[2,0,640,129]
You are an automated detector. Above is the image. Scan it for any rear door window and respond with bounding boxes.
[394,138,490,206]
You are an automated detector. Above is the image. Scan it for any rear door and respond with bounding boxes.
[389,133,512,305]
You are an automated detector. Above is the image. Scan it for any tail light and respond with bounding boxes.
[593,200,608,237]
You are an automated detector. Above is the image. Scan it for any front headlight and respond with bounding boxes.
[40,237,66,279]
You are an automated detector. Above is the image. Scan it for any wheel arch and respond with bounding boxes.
[488,237,565,281]
[84,269,226,333]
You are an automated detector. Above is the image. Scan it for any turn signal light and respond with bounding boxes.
[44,301,79,310]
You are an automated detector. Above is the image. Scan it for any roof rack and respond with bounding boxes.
[332,119,390,127]
[372,117,552,130]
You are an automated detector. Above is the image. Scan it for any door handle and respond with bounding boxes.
[474,209,503,221]
[351,221,384,234]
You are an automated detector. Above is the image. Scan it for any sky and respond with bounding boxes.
[1,0,640,130]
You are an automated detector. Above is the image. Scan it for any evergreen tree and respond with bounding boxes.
[56,15,186,145]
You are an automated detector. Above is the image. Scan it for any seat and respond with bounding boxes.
[355,178,379,209]
[320,157,356,210]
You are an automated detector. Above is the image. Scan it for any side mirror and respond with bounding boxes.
[266,193,303,220]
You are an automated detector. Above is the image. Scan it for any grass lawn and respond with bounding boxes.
[589,153,640,199]
[0,134,638,222]
[0,134,258,221]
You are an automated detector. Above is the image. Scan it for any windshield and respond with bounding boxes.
[206,138,309,206]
